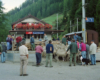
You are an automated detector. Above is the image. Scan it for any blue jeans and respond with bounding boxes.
[90,54,96,65]
[68,41,71,45]
[36,53,41,64]
[1,52,6,63]
[81,51,86,58]
[7,42,10,50]
[10,44,12,50]
[81,51,86,64]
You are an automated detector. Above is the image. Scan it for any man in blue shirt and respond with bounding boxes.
[45,40,54,67]
[73,33,78,42]
[30,35,35,50]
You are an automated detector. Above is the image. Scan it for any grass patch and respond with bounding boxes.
[43,13,63,25]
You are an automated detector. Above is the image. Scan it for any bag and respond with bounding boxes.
[50,47,52,51]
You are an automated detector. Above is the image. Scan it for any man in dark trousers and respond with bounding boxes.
[66,39,78,66]
[45,40,54,67]
[85,42,90,59]
[30,35,35,50]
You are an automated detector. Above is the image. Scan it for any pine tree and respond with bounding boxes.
[0,1,9,42]
[95,0,100,41]
[37,11,41,18]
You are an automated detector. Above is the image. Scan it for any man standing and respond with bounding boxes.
[22,36,26,42]
[66,39,78,66]
[30,35,35,50]
[90,40,97,65]
[19,41,29,76]
[16,36,22,51]
[6,35,10,50]
[45,40,54,67]
[44,34,48,46]
[35,43,43,66]
[1,42,7,63]
[85,42,90,59]
[62,35,67,45]
[67,35,72,45]
[73,33,78,42]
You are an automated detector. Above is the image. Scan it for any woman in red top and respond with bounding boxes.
[35,43,43,66]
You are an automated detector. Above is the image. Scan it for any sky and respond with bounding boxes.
[2,0,26,12]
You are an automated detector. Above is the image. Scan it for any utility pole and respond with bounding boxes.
[70,20,71,33]
[77,18,78,32]
[57,13,58,38]
[82,0,86,43]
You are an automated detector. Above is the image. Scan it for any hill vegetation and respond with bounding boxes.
[1,0,100,41]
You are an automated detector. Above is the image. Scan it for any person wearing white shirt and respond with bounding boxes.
[19,41,29,76]
[90,40,97,65]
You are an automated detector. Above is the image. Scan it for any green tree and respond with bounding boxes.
[95,0,100,41]
[0,1,9,42]
[37,11,41,18]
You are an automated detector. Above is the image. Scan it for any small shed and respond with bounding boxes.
[87,30,99,46]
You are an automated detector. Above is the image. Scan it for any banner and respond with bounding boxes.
[33,31,44,34]
[26,32,33,34]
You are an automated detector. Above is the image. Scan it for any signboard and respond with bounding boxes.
[26,32,33,34]
[86,17,94,22]
[33,31,44,34]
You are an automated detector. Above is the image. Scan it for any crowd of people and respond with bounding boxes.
[0,33,98,76]
[65,33,97,66]
[19,34,54,76]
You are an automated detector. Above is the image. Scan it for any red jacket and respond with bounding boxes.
[16,36,22,43]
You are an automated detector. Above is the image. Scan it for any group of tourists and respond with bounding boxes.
[52,37,60,41]
[62,33,82,46]
[6,35,14,50]
[66,33,97,66]
[19,34,54,76]
[0,33,98,76]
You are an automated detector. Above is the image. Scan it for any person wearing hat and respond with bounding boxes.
[35,43,43,66]
[90,40,97,65]
[19,41,29,76]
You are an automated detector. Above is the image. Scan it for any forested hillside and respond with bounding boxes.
[8,0,63,23]
[57,0,100,40]
[1,0,100,42]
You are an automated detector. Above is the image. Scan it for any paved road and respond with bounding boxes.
[0,59,100,80]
